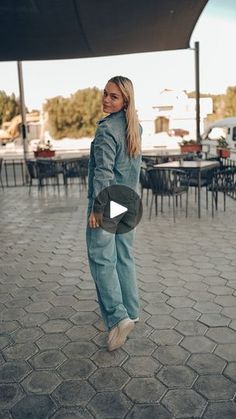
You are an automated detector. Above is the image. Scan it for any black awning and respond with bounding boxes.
[0,0,208,61]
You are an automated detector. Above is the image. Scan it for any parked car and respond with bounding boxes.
[201,117,236,157]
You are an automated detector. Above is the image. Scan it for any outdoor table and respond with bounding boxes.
[154,160,220,218]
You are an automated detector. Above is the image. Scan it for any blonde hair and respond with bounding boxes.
[108,76,141,157]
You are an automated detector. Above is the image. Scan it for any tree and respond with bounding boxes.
[44,87,103,139]
[224,86,236,117]
[0,91,20,126]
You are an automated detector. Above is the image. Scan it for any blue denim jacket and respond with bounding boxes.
[87,110,142,212]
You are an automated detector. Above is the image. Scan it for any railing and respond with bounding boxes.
[0,158,89,188]
[1,159,26,187]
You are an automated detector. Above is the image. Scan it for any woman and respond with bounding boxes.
[86,76,142,351]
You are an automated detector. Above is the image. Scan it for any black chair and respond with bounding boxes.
[147,167,189,222]
[139,165,152,206]
[26,159,60,192]
[26,160,39,193]
[207,166,236,215]
[180,168,214,209]
[63,157,88,190]
[36,159,60,190]
[0,158,4,189]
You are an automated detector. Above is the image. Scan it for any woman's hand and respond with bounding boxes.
[88,212,103,228]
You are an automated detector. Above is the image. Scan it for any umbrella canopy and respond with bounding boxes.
[0,0,208,61]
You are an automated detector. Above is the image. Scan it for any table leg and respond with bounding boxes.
[198,170,201,218]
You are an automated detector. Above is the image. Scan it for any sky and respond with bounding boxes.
[0,0,236,116]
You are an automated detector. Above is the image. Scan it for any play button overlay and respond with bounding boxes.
[110,201,128,218]
[93,184,143,234]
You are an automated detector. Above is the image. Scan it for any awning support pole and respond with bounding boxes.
[17,61,28,182]
[195,41,201,143]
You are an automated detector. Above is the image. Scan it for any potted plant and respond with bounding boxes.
[34,140,55,158]
[180,139,202,154]
[216,136,230,158]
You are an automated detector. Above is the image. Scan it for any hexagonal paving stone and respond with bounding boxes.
[123,356,160,377]
[194,375,236,400]
[167,296,194,308]
[92,348,127,367]
[0,361,32,382]
[153,345,190,365]
[88,391,132,418]
[63,341,97,359]
[129,322,153,339]
[150,329,183,346]
[188,291,215,302]
[89,366,129,391]
[22,371,61,394]
[66,325,98,341]
[29,350,66,369]
[215,344,236,362]
[36,333,69,350]
[164,287,190,297]
[3,343,38,361]
[215,295,236,306]
[200,313,231,327]
[70,311,99,325]
[0,383,24,409]
[19,313,48,327]
[72,300,98,312]
[164,389,207,418]
[181,336,216,353]
[206,326,236,343]
[147,315,178,329]
[11,395,57,419]
[123,338,156,356]
[223,362,236,382]
[25,302,52,313]
[12,327,44,343]
[187,353,226,374]
[124,377,167,403]
[157,365,197,388]
[126,404,172,419]
[203,401,236,419]
[51,407,93,419]
[50,295,78,307]
[47,306,76,320]
[0,321,19,334]
[171,308,200,321]
[58,358,96,380]
[144,302,173,315]
[175,320,208,336]
[194,301,222,314]
[52,380,95,406]
[41,320,72,333]
[0,335,12,350]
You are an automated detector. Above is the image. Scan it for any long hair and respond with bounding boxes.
[108,76,141,157]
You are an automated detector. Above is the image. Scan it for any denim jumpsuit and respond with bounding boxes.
[86,110,142,330]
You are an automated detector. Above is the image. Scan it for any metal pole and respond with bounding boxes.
[195,41,201,143]
[17,61,28,162]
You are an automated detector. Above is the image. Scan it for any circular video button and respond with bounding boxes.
[93,184,143,234]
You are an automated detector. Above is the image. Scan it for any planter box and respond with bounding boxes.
[34,150,55,158]
[217,148,230,158]
[180,144,202,154]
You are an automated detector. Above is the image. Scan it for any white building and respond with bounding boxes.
[153,89,212,140]
[139,89,213,140]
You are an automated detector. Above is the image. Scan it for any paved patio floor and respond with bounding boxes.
[1,184,236,418]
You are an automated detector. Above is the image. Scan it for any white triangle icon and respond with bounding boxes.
[110,201,128,218]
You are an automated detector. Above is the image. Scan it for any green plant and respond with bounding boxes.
[217,136,229,149]
[181,139,197,145]
[36,140,53,152]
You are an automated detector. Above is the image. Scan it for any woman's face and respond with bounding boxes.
[103,81,125,114]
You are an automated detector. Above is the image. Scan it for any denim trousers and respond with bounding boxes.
[86,225,140,330]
